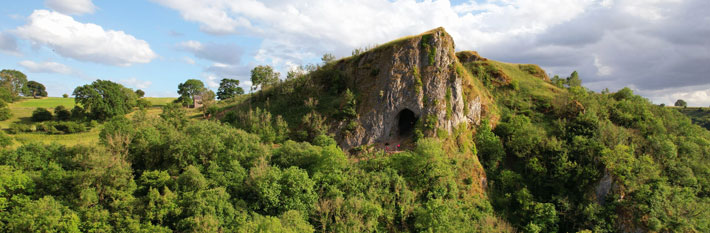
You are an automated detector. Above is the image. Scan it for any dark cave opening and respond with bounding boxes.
[397,109,418,137]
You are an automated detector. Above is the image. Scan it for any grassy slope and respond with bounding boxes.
[1,97,177,148]
[674,106,710,130]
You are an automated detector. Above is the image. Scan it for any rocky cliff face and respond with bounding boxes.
[333,27,483,150]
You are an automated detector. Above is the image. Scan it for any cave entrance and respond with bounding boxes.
[397,109,418,137]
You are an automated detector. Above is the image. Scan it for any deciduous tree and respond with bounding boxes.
[250,65,280,92]
[0,69,27,97]
[73,80,137,120]
[216,78,244,100]
[24,81,47,98]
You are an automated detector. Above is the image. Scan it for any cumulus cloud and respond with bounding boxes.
[203,74,220,89]
[119,78,152,89]
[19,60,74,74]
[152,0,710,105]
[45,0,97,15]
[15,10,157,66]
[177,40,243,64]
[0,32,20,55]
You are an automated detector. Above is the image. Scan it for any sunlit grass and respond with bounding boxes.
[1,97,177,148]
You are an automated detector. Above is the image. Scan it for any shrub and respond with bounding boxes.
[7,123,33,134]
[70,106,85,121]
[62,94,68,98]
[0,131,12,147]
[137,98,152,109]
[54,106,71,121]
[0,100,11,121]
[31,108,53,122]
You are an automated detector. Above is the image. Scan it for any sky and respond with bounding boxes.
[0,0,708,106]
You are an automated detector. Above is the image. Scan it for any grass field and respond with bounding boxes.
[1,97,177,148]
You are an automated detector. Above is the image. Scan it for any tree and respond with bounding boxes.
[5,196,81,232]
[62,93,68,98]
[321,53,335,64]
[177,79,204,102]
[216,79,244,100]
[0,69,28,97]
[675,99,687,108]
[198,89,216,118]
[135,89,145,98]
[73,80,138,120]
[250,65,280,92]
[23,81,47,98]
[567,71,581,88]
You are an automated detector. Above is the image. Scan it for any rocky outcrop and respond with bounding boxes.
[456,51,486,63]
[333,27,484,150]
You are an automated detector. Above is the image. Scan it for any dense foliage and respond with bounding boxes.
[176,79,204,107]
[217,78,244,100]
[0,106,510,232]
[73,80,138,120]
[469,63,710,232]
[0,69,27,98]
[23,81,47,98]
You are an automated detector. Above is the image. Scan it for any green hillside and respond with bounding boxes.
[675,107,710,130]
[0,97,177,148]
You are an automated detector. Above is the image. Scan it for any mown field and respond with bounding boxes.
[0,97,179,148]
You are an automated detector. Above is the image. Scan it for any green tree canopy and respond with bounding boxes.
[73,79,137,120]
[250,65,280,92]
[24,81,47,98]
[216,78,244,100]
[675,99,688,107]
[567,71,581,87]
[177,79,204,100]
[0,69,28,97]
[135,89,145,98]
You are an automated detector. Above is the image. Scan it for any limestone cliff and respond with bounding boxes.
[333,27,484,150]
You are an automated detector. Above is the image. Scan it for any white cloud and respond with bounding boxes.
[153,0,710,104]
[119,78,152,89]
[203,74,219,89]
[45,0,97,15]
[15,10,157,66]
[19,60,74,74]
[177,40,243,64]
[593,55,612,76]
[153,0,594,72]
[644,85,710,107]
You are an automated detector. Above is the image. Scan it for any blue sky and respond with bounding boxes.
[1,0,708,106]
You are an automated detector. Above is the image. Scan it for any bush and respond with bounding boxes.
[70,106,85,121]
[7,123,33,134]
[31,108,53,122]
[137,98,152,109]
[36,121,88,134]
[0,100,11,121]
[62,94,68,98]
[54,106,71,121]
[0,131,12,147]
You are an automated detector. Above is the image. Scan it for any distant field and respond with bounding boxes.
[1,97,177,148]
